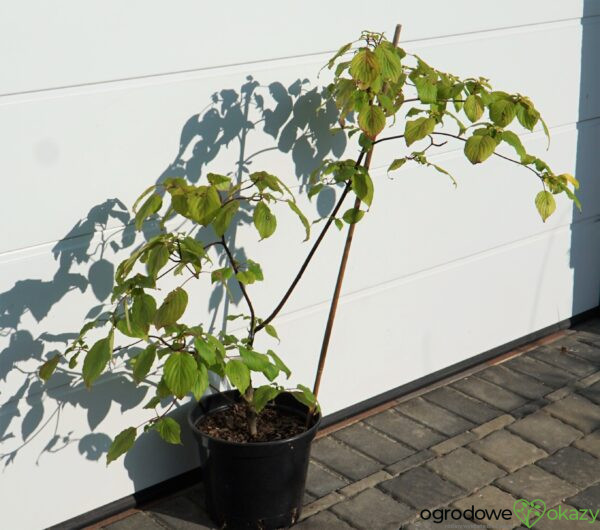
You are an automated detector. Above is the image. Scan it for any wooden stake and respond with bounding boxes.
[312,24,402,399]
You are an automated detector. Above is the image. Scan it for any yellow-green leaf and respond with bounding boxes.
[349,48,379,86]
[225,359,250,394]
[535,190,556,222]
[132,344,157,383]
[154,288,188,329]
[213,200,239,237]
[405,117,436,147]
[134,193,162,230]
[489,100,516,127]
[39,354,60,382]
[358,105,386,139]
[153,417,181,444]
[286,200,310,241]
[107,427,136,464]
[464,94,484,122]
[82,332,113,388]
[253,201,277,239]
[164,352,197,398]
[464,135,496,164]
[351,171,374,207]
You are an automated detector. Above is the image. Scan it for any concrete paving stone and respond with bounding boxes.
[573,430,600,458]
[422,386,502,424]
[146,494,215,530]
[451,375,527,412]
[426,447,505,491]
[545,387,574,402]
[470,414,515,439]
[510,398,550,419]
[503,355,576,389]
[495,465,578,507]
[339,470,392,498]
[395,397,474,436]
[574,319,600,336]
[365,410,445,450]
[333,421,415,465]
[579,380,600,405]
[536,504,596,530]
[452,485,519,528]
[469,430,547,472]
[431,431,477,456]
[478,364,552,400]
[507,411,582,453]
[536,446,600,488]
[543,394,600,433]
[310,436,382,481]
[578,371,600,388]
[379,466,465,510]
[300,492,344,520]
[296,510,354,529]
[529,346,598,377]
[103,513,165,530]
[552,336,600,364]
[332,487,413,529]
[304,492,316,505]
[305,461,349,497]
[385,449,435,475]
[567,483,600,511]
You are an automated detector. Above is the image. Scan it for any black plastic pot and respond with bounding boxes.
[188,390,321,529]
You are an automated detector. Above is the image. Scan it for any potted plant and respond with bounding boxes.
[39,26,578,529]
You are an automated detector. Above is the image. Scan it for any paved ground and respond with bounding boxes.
[98,320,600,529]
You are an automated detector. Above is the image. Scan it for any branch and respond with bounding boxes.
[220,235,257,344]
[429,132,542,180]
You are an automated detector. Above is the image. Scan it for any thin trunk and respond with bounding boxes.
[312,24,402,399]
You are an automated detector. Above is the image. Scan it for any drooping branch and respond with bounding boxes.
[220,235,257,344]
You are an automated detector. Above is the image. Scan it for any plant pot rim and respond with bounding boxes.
[187,389,321,448]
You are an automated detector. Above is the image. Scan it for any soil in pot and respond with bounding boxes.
[197,401,306,443]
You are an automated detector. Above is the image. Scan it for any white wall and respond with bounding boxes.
[1,2,599,528]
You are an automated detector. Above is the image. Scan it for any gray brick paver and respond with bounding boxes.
[536,446,600,488]
[543,394,600,433]
[333,421,415,465]
[451,375,527,412]
[331,488,413,529]
[395,396,474,436]
[495,464,578,507]
[573,430,600,458]
[305,461,349,498]
[104,513,166,530]
[379,466,465,510]
[296,510,353,529]
[507,411,582,453]
[579,380,600,405]
[469,430,547,472]
[385,449,435,475]
[311,436,381,481]
[551,336,600,364]
[365,410,445,450]
[529,346,598,377]
[478,364,553,399]
[452,485,519,528]
[426,447,505,491]
[146,494,215,530]
[504,355,576,389]
[422,386,502,424]
[567,483,600,511]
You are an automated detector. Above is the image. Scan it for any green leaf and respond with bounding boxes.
[143,396,161,409]
[225,359,250,394]
[207,173,232,190]
[153,417,181,444]
[334,218,344,230]
[146,243,170,278]
[388,158,407,172]
[164,352,197,398]
[265,324,279,341]
[154,288,188,329]
[516,101,539,130]
[253,201,277,239]
[291,384,319,412]
[82,332,113,388]
[211,267,233,284]
[464,94,484,122]
[349,48,379,86]
[253,385,282,413]
[489,100,516,127]
[342,207,365,224]
[374,42,402,82]
[191,363,209,400]
[213,200,239,237]
[194,337,217,365]
[501,131,526,160]
[415,78,438,104]
[267,350,291,379]
[135,193,162,230]
[287,200,311,241]
[464,134,496,164]
[39,354,60,382]
[247,260,264,281]
[239,347,271,373]
[308,183,324,201]
[327,42,352,69]
[188,186,221,225]
[132,185,157,213]
[236,270,257,285]
[106,427,136,464]
[535,190,556,222]
[351,171,374,207]
[405,117,436,146]
[358,106,386,138]
[133,344,157,383]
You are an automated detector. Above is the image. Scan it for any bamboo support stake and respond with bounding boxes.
[312,24,402,399]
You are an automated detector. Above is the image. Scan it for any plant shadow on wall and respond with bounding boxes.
[0,76,345,473]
